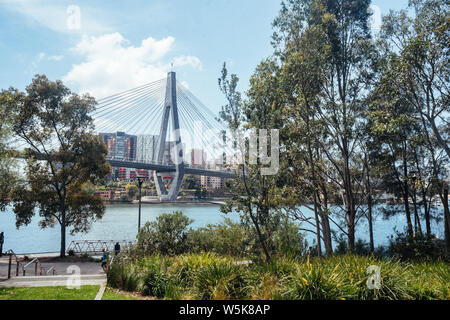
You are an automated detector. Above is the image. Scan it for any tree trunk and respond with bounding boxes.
[313,193,322,257]
[428,116,450,159]
[347,223,355,253]
[411,189,422,236]
[402,147,413,237]
[413,148,431,237]
[367,198,374,253]
[60,213,66,258]
[343,151,356,252]
[421,186,431,237]
[251,208,271,262]
[364,153,375,253]
[439,185,450,252]
[305,106,322,257]
[60,195,66,258]
[318,181,333,255]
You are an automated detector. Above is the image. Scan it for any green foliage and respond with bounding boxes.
[125,183,139,200]
[142,265,169,298]
[388,232,449,262]
[1,75,111,256]
[107,263,140,292]
[193,261,249,300]
[107,252,450,300]
[187,218,249,256]
[0,89,19,211]
[137,211,193,255]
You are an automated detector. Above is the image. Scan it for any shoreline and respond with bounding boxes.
[105,200,226,206]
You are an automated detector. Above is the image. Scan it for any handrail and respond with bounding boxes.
[5,249,21,279]
[23,257,42,276]
[67,239,135,254]
[23,258,38,269]
[4,251,56,278]
[46,266,56,275]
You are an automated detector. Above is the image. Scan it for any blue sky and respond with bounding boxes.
[0,0,410,114]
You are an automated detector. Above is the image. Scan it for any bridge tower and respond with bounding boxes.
[154,72,185,201]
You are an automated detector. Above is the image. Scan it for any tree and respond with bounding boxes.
[273,0,375,252]
[380,0,449,158]
[0,89,19,211]
[276,15,334,256]
[374,0,450,249]
[3,75,110,257]
[183,174,200,190]
[219,62,284,261]
[126,183,139,200]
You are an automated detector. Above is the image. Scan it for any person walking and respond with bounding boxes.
[0,232,4,257]
[101,248,108,273]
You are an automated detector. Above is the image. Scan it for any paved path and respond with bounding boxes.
[94,282,106,300]
[0,274,106,288]
[0,253,106,290]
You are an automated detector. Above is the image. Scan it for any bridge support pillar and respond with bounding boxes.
[154,72,184,201]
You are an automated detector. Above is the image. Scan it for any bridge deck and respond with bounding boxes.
[108,159,236,179]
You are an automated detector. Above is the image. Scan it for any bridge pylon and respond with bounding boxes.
[154,72,185,201]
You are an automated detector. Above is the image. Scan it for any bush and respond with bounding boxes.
[106,262,140,292]
[137,211,193,255]
[142,265,169,298]
[186,219,250,256]
[388,231,448,261]
[106,253,450,299]
[271,220,307,257]
[193,261,249,300]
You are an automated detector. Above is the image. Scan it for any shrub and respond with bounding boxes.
[388,231,448,261]
[106,262,140,292]
[137,211,193,255]
[106,252,450,300]
[169,252,231,286]
[193,261,249,300]
[186,219,249,256]
[142,265,169,298]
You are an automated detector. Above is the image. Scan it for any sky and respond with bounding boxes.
[0,0,411,115]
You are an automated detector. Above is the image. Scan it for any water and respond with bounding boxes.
[0,203,444,254]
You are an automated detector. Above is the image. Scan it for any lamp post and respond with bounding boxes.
[136,175,145,233]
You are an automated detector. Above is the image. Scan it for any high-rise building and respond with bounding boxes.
[200,175,224,191]
[100,131,137,161]
[190,149,207,167]
[136,135,158,163]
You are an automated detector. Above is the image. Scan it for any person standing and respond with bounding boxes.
[0,232,4,257]
[114,242,121,256]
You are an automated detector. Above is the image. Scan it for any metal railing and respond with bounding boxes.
[22,258,42,276]
[46,266,56,275]
[5,249,20,279]
[67,240,135,254]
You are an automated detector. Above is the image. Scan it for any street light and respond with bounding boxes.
[136,174,145,233]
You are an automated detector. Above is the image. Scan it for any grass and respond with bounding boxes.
[101,288,142,300]
[0,285,100,300]
[107,253,450,300]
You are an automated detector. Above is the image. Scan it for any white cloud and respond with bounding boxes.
[173,56,202,71]
[0,0,109,34]
[63,33,201,98]
[30,52,64,73]
[48,55,64,61]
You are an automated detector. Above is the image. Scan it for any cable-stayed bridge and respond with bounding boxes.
[92,72,238,201]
